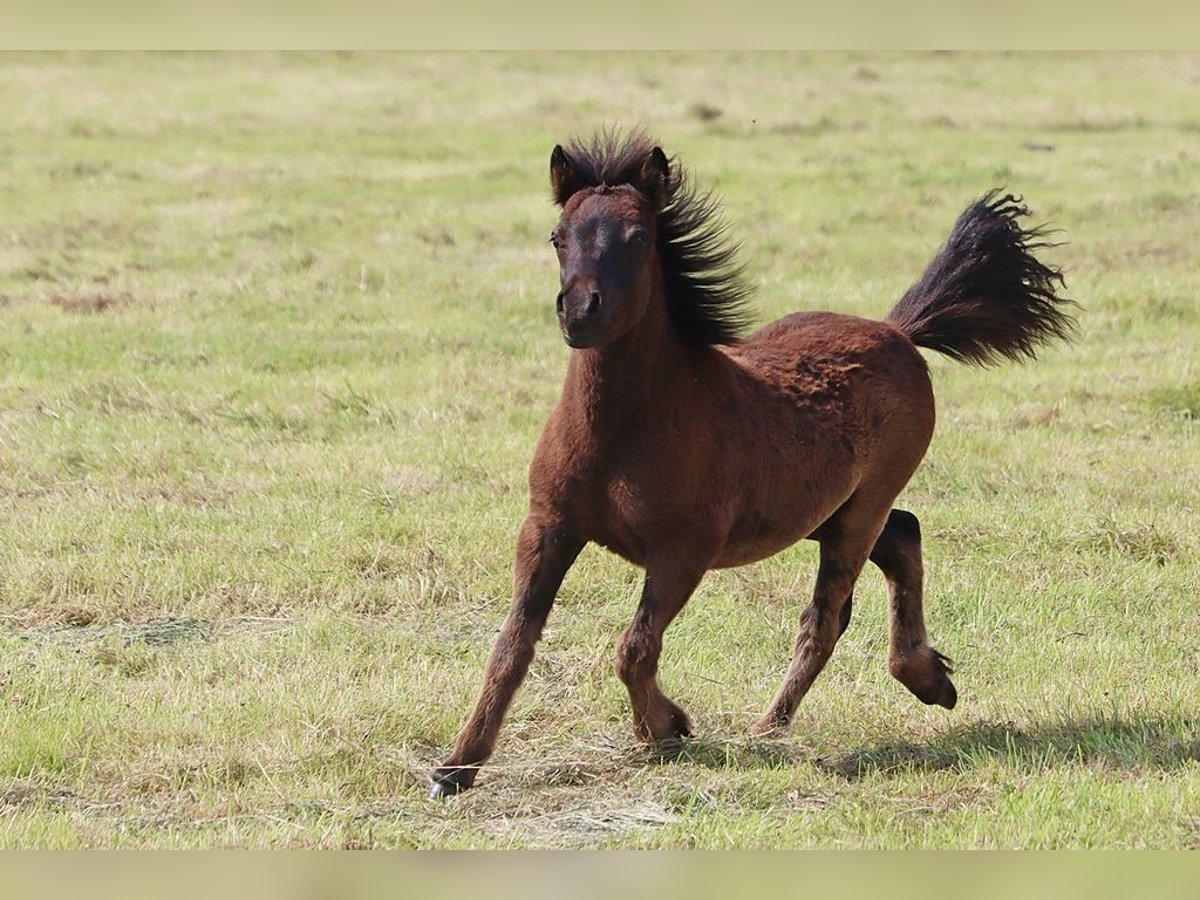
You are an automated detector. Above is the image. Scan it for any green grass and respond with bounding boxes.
[1,51,1198,848]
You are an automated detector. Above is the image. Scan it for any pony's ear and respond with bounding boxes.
[639,147,670,210]
[550,144,585,205]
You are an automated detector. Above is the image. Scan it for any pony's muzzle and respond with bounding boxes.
[558,288,606,348]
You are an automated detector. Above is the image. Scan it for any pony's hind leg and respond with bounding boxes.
[869,509,957,709]
[752,512,882,734]
[616,554,709,744]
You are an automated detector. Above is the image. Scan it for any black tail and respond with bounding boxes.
[887,191,1077,366]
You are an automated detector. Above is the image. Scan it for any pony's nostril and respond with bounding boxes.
[556,292,565,314]
[586,291,602,316]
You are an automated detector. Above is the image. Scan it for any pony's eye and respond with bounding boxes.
[548,232,561,249]
[628,230,648,247]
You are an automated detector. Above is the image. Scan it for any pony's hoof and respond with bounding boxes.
[934,677,958,710]
[923,650,957,709]
[750,715,788,737]
[893,647,958,709]
[429,780,463,799]
[667,707,693,740]
[429,767,473,798]
[636,701,694,744]
[912,672,957,709]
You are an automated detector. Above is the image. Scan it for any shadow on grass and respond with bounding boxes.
[649,737,807,771]
[817,714,1200,781]
[641,713,1199,781]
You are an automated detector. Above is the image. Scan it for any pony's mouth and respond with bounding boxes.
[561,328,604,349]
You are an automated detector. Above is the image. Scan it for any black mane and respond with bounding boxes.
[560,132,753,346]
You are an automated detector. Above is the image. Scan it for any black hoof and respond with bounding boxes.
[931,650,957,710]
[429,766,474,799]
[914,672,957,709]
[937,678,958,710]
[429,778,465,799]
[898,647,958,709]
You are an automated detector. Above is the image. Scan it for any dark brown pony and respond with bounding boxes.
[431,133,1075,796]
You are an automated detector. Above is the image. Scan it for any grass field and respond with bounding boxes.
[1,51,1197,848]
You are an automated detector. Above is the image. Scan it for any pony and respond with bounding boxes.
[431,133,1074,796]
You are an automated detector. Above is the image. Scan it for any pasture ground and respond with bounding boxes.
[0,52,1197,848]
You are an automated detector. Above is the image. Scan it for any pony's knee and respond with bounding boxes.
[615,631,658,686]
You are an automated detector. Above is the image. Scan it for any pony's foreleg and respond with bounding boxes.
[869,509,957,709]
[752,522,877,734]
[616,556,708,743]
[430,517,582,797]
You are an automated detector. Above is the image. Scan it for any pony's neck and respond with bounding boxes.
[563,279,693,429]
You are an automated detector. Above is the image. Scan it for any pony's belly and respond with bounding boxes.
[713,480,855,568]
[591,512,812,570]
[584,466,853,570]
[593,532,648,567]
[714,526,815,568]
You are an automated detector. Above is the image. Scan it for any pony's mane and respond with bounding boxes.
[560,132,753,346]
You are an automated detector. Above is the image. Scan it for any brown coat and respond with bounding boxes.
[431,133,1074,796]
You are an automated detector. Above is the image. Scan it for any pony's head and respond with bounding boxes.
[548,141,669,349]
[547,132,751,350]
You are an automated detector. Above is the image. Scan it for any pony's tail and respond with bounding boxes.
[887,191,1077,366]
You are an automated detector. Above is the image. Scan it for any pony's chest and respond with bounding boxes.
[586,470,708,566]
[531,410,719,565]
[560,472,644,564]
